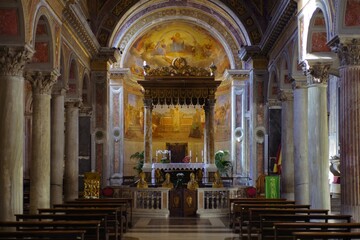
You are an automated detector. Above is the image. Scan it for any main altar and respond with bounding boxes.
[137,58,221,182]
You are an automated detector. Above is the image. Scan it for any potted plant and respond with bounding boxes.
[131,151,144,175]
[214,150,233,177]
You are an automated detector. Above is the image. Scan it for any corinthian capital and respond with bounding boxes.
[301,60,330,84]
[278,89,294,102]
[332,38,360,66]
[25,71,58,95]
[0,45,34,76]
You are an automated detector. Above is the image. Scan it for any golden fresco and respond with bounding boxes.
[124,22,230,78]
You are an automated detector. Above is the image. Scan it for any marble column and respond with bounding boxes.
[143,98,153,172]
[278,89,294,200]
[208,99,216,164]
[203,104,210,164]
[305,62,331,210]
[292,78,310,205]
[64,101,80,202]
[333,38,360,221]
[0,45,33,221]
[50,88,66,205]
[26,71,57,214]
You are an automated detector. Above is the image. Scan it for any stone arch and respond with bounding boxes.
[66,56,79,99]
[28,10,54,70]
[0,0,26,45]
[279,51,292,89]
[336,0,360,35]
[81,70,91,108]
[267,66,280,101]
[307,8,331,54]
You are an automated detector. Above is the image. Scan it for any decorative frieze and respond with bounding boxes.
[25,71,59,95]
[0,45,34,76]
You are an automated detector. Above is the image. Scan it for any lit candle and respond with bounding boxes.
[201,150,204,162]
[189,150,192,158]
[143,60,147,66]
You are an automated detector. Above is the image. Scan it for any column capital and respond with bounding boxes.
[291,74,307,90]
[0,45,34,76]
[143,98,153,108]
[268,99,281,108]
[25,70,59,95]
[65,99,82,108]
[278,89,294,102]
[330,38,360,66]
[300,60,331,85]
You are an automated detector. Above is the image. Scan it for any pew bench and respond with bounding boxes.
[273,222,360,240]
[72,197,133,228]
[243,208,329,239]
[232,204,310,233]
[229,198,295,228]
[0,229,86,240]
[257,214,352,240]
[292,231,360,239]
[53,202,129,232]
[37,207,123,240]
[0,221,100,240]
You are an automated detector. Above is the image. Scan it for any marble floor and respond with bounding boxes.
[123,216,239,240]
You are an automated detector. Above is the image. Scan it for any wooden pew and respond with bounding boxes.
[229,199,295,228]
[232,204,311,233]
[53,202,129,232]
[0,221,100,240]
[15,213,109,240]
[244,208,329,239]
[38,207,123,240]
[273,222,360,240]
[0,229,86,240]
[72,197,133,228]
[258,214,352,240]
[292,231,360,239]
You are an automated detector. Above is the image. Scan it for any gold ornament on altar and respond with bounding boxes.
[83,171,101,199]
[187,172,199,190]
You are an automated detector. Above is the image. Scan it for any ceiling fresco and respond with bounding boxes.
[123,21,230,78]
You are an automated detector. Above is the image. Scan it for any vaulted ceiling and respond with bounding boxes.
[86,0,295,50]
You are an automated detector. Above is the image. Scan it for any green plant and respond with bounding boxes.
[214,150,233,177]
[131,151,144,175]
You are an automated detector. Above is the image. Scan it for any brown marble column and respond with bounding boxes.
[64,101,80,202]
[26,71,58,214]
[142,98,153,173]
[50,88,66,205]
[207,99,216,164]
[0,45,33,221]
[332,38,360,221]
[203,104,210,164]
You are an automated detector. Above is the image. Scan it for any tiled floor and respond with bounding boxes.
[124,217,239,240]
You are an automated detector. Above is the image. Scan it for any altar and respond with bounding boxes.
[151,162,214,185]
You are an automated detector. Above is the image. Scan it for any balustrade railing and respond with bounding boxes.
[132,188,170,217]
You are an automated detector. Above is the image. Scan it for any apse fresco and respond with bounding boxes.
[124,22,230,78]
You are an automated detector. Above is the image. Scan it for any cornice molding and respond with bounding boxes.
[259,0,297,55]
[63,3,100,58]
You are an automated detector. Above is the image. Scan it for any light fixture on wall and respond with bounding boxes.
[234,127,244,143]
